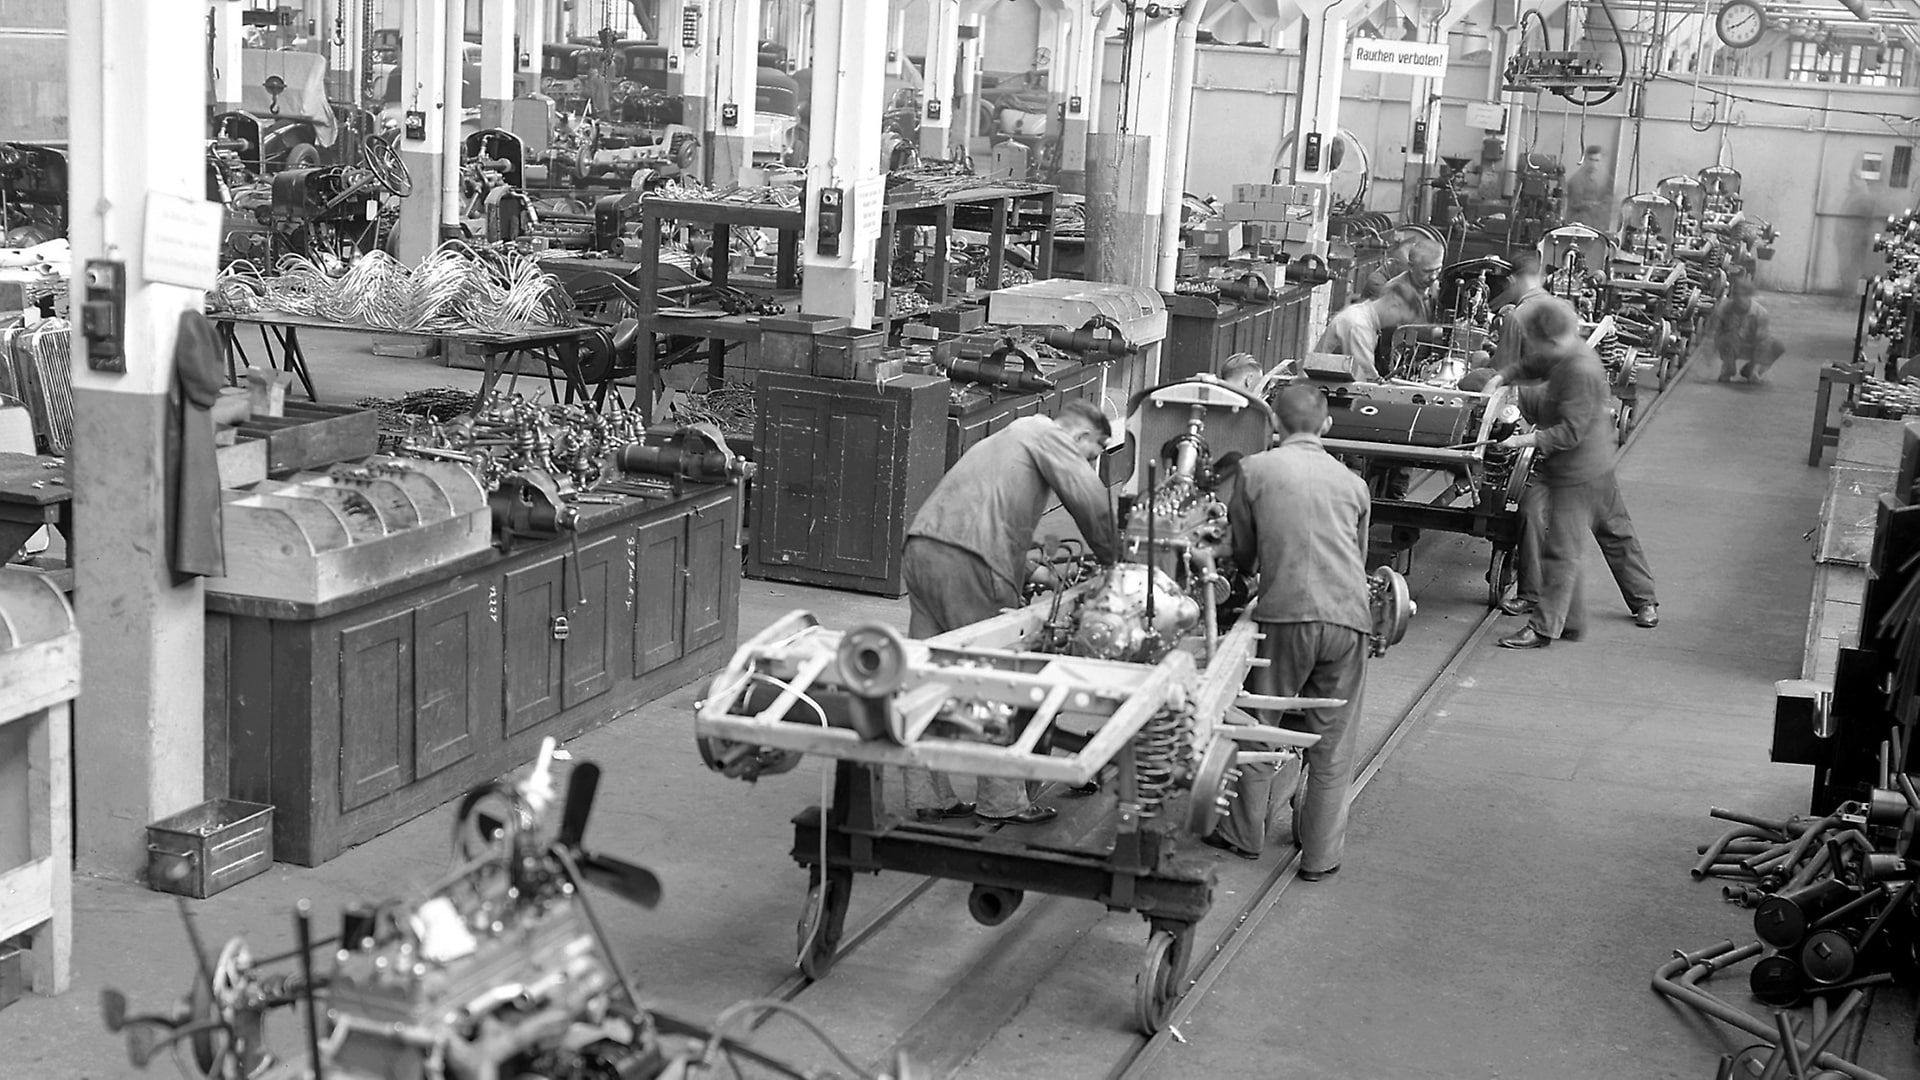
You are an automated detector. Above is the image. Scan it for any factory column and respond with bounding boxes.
[799,0,885,326]
[1085,3,1176,286]
[394,0,451,262]
[210,0,247,113]
[1287,0,1364,329]
[1055,0,1099,190]
[680,0,710,177]
[441,0,467,242]
[707,0,761,185]
[68,0,209,879]
[517,0,547,95]
[481,0,518,130]
[662,0,686,95]
[955,9,987,151]
[920,0,960,160]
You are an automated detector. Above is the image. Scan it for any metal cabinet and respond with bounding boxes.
[747,372,951,596]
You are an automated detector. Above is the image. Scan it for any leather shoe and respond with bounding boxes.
[1560,627,1584,642]
[1498,594,1536,617]
[1498,626,1552,649]
[1066,780,1102,797]
[977,805,1058,826]
[1298,864,1340,882]
[1201,833,1260,860]
[1634,603,1660,629]
[914,802,976,823]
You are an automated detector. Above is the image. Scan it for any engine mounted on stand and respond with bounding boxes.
[692,375,1413,1035]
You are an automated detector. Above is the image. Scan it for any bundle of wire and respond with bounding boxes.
[208,243,578,337]
[667,382,756,440]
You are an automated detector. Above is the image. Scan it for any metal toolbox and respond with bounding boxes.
[146,799,275,898]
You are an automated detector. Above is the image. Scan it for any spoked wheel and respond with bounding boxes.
[1135,925,1193,1035]
[363,133,413,197]
[796,866,853,980]
[1486,546,1516,610]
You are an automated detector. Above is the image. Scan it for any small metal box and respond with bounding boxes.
[146,799,275,899]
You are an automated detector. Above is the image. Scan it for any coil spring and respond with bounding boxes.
[1131,709,1194,820]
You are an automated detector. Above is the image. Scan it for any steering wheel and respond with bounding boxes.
[362,133,412,197]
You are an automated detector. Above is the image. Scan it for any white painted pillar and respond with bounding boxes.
[1057,0,1098,179]
[681,0,710,175]
[887,2,908,77]
[1040,1,1071,99]
[210,1,247,113]
[1118,4,1177,228]
[1291,1,1359,250]
[662,0,687,94]
[957,10,986,151]
[68,0,208,880]
[1155,2,1206,289]
[1085,1,1119,137]
[481,0,518,129]
[800,0,886,326]
[708,0,762,184]
[442,0,467,236]
[395,0,450,261]
[920,0,960,159]
[338,0,364,108]
[517,0,548,95]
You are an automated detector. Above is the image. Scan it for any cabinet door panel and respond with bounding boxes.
[415,584,496,779]
[563,533,632,708]
[503,555,564,735]
[634,514,687,675]
[758,393,826,567]
[820,400,897,578]
[686,503,728,650]
[338,610,412,811]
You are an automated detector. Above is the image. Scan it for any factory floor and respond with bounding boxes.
[5,297,1919,1079]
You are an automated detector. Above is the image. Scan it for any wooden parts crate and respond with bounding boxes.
[206,486,740,865]
[0,570,79,999]
[209,456,491,606]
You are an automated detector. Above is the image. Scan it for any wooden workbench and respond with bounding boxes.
[1804,415,1909,684]
[204,482,741,865]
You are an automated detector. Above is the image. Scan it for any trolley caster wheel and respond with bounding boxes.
[966,885,1025,927]
[1486,546,1516,610]
[796,867,853,980]
[1615,401,1633,445]
[1135,926,1193,1035]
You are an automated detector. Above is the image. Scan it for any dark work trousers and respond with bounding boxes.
[1530,470,1657,639]
[1216,622,1368,873]
[899,536,1028,816]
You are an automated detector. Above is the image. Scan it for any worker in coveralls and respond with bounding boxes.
[1209,385,1371,880]
[1483,252,1564,616]
[901,400,1120,825]
[1698,274,1786,383]
[1484,301,1659,648]
[1564,145,1614,233]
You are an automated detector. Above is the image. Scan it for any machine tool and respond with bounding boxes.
[260,134,412,264]
[0,143,68,244]
[100,742,911,1080]
[693,376,1412,1034]
[1541,223,1612,321]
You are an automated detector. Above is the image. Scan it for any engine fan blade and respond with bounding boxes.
[578,851,663,909]
[559,761,602,849]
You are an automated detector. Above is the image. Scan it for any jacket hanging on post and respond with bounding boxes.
[167,310,225,580]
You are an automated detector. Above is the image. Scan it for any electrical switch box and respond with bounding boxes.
[721,103,739,128]
[81,259,125,374]
[817,187,844,257]
[1304,131,1323,172]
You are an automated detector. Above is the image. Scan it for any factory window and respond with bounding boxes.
[1894,146,1914,189]
[1787,40,1907,85]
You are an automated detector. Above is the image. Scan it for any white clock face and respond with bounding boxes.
[1717,1,1765,48]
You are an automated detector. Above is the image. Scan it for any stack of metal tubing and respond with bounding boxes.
[1656,780,1920,1080]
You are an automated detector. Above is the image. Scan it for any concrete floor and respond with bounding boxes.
[5,295,1918,1078]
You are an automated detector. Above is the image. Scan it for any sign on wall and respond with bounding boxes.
[1349,39,1449,78]
[1465,101,1506,130]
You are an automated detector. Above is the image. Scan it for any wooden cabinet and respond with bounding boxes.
[1161,287,1316,382]
[945,363,1103,468]
[208,487,740,866]
[746,372,950,596]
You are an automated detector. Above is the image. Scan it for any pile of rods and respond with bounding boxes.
[667,383,755,440]
[210,243,577,337]
[649,181,802,209]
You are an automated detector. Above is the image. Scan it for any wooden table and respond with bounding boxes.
[212,312,597,405]
[0,453,69,566]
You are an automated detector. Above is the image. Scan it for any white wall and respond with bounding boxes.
[1102,37,1918,294]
